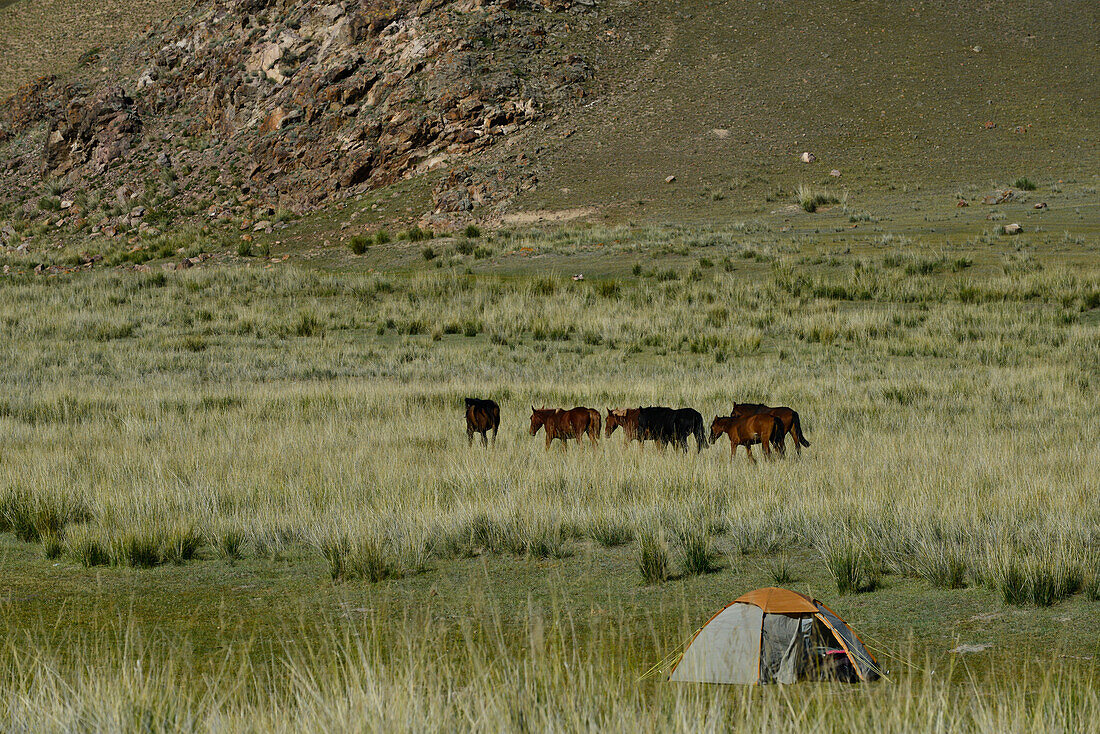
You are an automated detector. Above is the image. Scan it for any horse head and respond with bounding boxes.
[530,407,544,435]
[709,416,725,444]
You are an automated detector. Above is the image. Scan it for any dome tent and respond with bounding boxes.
[669,587,881,685]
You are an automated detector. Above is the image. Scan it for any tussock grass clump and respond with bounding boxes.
[677,528,718,576]
[112,532,164,568]
[42,531,64,560]
[463,224,481,238]
[994,554,1084,606]
[795,184,839,213]
[348,537,398,583]
[163,526,204,564]
[589,514,634,547]
[212,526,247,565]
[637,529,671,585]
[914,541,967,589]
[65,525,110,567]
[767,554,796,584]
[820,538,880,595]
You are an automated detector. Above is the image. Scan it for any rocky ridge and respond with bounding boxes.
[0,0,599,248]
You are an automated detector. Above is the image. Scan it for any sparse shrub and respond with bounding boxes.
[39,196,61,212]
[403,226,431,242]
[422,246,437,261]
[374,229,391,245]
[463,224,481,238]
[348,236,370,255]
[1013,177,1037,191]
[637,530,671,584]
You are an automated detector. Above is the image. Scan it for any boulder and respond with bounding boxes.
[800,152,816,163]
[1003,223,1022,235]
[43,88,140,176]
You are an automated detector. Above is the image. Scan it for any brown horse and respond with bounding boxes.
[530,407,600,449]
[730,402,810,454]
[605,408,642,441]
[465,397,500,447]
[710,414,784,463]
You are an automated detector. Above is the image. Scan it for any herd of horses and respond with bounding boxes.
[464,398,810,462]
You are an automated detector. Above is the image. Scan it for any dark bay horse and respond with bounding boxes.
[730,402,810,454]
[465,398,500,447]
[530,407,601,449]
[710,414,784,463]
[638,407,708,452]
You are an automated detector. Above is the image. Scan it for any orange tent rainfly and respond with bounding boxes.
[668,587,881,685]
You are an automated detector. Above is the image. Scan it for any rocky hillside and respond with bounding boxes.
[0,0,601,248]
[1,0,1097,261]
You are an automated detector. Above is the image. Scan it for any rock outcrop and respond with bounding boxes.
[0,0,600,228]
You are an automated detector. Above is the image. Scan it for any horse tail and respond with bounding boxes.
[694,415,708,449]
[791,411,810,447]
[592,410,602,439]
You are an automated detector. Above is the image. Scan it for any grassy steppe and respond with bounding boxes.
[1,219,1098,730]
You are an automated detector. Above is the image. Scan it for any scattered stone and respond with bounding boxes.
[950,643,992,654]
[572,273,585,281]
[253,220,272,231]
[982,189,1017,205]
[983,121,997,129]
[957,200,969,207]
[1003,223,1023,235]
[800,152,816,163]
[829,169,841,177]
[1034,202,1047,209]
[971,46,982,53]
[664,174,676,184]
[60,199,74,209]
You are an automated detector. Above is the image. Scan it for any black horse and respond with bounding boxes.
[465,398,500,447]
[637,407,708,452]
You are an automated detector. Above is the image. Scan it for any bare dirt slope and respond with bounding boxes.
[520,0,1100,220]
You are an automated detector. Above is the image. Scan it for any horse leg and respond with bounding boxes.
[491,427,497,447]
[745,444,757,464]
[761,439,771,461]
[467,427,474,447]
[480,430,488,447]
[546,433,553,450]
